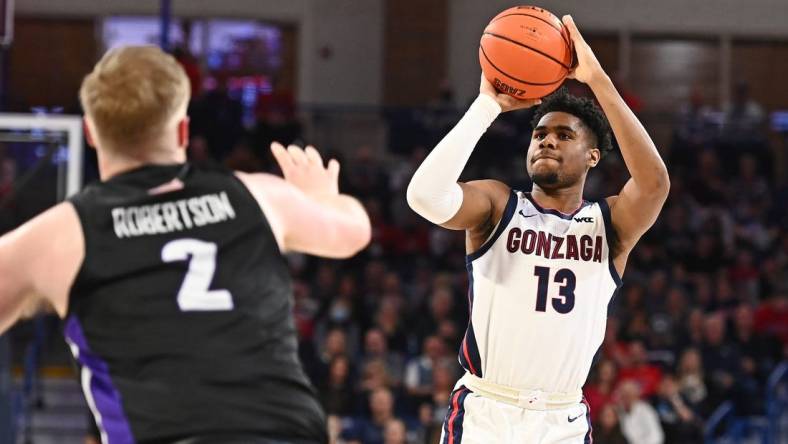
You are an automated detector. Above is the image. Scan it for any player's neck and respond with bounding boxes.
[98,149,187,181]
[530,183,585,214]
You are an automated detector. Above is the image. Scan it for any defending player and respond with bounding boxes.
[0,46,370,443]
[407,16,669,443]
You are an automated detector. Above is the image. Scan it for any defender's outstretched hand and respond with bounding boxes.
[271,142,340,199]
[479,74,542,112]
[562,15,606,85]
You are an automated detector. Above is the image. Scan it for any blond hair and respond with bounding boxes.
[79,46,190,150]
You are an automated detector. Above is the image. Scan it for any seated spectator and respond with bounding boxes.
[375,295,409,353]
[731,152,770,209]
[732,354,765,416]
[383,419,408,444]
[326,275,363,330]
[414,402,442,444]
[676,347,709,414]
[414,285,456,342]
[307,327,349,382]
[404,335,447,401]
[754,293,788,349]
[623,312,653,345]
[319,355,354,416]
[344,388,400,444]
[654,374,703,443]
[601,317,632,369]
[617,341,663,398]
[617,380,664,444]
[584,359,618,422]
[437,319,461,350]
[679,309,706,352]
[326,415,345,444]
[662,286,691,348]
[713,276,740,313]
[594,404,628,444]
[700,312,740,408]
[732,303,782,381]
[363,328,405,388]
[359,359,395,398]
[431,358,459,410]
[419,358,461,429]
[728,249,760,303]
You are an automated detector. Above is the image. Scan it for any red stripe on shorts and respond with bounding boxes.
[447,389,463,444]
[582,398,593,444]
[462,338,477,375]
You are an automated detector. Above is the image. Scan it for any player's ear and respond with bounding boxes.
[588,147,600,168]
[177,116,190,149]
[82,118,97,150]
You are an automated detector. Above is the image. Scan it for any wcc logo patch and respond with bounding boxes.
[573,217,593,223]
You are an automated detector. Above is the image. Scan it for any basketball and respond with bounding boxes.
[479,5,574,99]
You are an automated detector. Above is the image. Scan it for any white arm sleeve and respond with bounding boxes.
[406,94,501,224]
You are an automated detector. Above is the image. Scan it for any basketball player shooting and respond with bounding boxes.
[0,46,370,444]
[407,16,669,443]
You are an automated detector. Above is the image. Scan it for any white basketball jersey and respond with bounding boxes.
[458,190,622,393]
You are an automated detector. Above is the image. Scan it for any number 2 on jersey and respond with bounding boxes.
[533,266,576,314]
[162,239,234,311]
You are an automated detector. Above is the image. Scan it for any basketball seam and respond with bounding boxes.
[482,29,572,70]
[479,45,565,86]
[483,31,571,70]
[490,12,572,51]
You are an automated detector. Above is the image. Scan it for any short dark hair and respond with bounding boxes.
[530,87,613,157]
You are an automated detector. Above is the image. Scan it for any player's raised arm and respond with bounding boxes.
[562,16,670,264]
[0,203,83,333]
[406,76,541,231]
[0,230,37,332]
[237,142,371,259]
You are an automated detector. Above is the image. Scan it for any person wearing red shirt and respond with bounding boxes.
[584,359,619,422]
[617,340,664,398]
[754,293,788,348]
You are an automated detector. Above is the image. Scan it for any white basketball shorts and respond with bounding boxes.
[439,384,593,444]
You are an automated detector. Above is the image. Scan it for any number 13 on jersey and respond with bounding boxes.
[533,266,576,314]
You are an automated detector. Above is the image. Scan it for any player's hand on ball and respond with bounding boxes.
[479,74,542,112]
[271,142,340,199]
[562,15,605,85]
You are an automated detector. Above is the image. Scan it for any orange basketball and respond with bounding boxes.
[479,5,573,99]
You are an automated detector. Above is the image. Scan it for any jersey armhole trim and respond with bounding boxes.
[63,198,91,319]
[598,198,623,288]
[465,190,517,264]
[229,172,284,253]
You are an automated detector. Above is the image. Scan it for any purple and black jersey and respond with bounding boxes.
[65,163,326,444]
